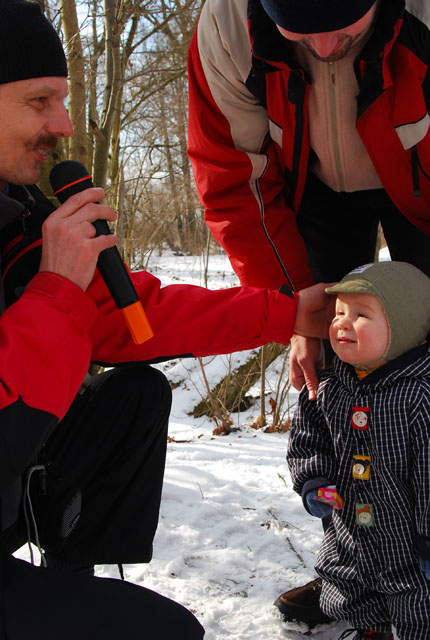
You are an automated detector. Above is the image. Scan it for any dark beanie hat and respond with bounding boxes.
[0,0,67,85]
[260,0,377,34]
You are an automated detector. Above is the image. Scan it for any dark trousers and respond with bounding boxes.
[297,172,430,283]
[3,555,204,639]
[2,364,204,639]
[34,364,171,565]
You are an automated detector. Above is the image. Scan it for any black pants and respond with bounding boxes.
[297,172,430,282]
[2,364,204,639]
[3,555,204,639]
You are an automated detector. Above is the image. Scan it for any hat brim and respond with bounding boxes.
[325,280,375,295]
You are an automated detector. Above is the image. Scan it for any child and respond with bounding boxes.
[287,261,430,640]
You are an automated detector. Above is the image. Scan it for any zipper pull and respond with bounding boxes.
[328,61,336,86]
[411,145,421,197]
[20,185,34,234]
[21,208,31,234]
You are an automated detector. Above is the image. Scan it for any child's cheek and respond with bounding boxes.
[328,324,337,350]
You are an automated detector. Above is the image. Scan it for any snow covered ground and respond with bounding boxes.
[17,250,391,638]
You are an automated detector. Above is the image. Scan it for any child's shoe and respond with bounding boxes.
[274,577,334,627]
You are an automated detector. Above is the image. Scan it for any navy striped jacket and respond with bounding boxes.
[288,343,430,590]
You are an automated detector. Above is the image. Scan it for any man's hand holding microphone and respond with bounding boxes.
[40,161,153,344]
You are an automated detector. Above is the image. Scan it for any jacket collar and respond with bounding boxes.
[0,189,28,234]
[331,342,430,391]
[360,0,405,63]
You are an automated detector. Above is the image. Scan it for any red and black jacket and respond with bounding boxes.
[0,183,298,535]
[188,0,430,290]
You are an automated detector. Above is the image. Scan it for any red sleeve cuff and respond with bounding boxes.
[262,289,298,344]
[26,272,99,332]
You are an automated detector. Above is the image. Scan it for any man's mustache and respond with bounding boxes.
[30,135,59,151]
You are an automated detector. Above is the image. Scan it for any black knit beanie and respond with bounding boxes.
[260,0,377,34]
[0,0,67,85]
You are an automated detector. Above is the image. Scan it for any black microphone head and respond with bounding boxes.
[50,160,94,204]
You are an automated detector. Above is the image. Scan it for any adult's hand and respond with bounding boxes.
[40,187,117,291]
[289,334,325,401]
[291,282,335,400]
[294,282,335,338]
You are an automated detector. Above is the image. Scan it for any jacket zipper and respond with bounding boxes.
[327,61,345,192]
[411,145,421,197]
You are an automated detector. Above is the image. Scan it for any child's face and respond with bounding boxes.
[329,292,390,368]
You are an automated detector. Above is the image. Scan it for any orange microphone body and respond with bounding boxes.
[50,161,153,345]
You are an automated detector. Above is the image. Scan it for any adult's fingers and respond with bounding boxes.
[51,187,105,218]
[289,355,306,391]
[289,351,319,398]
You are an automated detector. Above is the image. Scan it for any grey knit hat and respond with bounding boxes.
[0,0,67,85]
[260,0,376,34]
[326,261,430,362]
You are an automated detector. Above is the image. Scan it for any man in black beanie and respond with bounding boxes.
[0,2,203,638]
[0,2,337,638]
[188,0,430,633]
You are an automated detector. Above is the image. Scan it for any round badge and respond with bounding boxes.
[358,512,372,525]
[352,411,368,428]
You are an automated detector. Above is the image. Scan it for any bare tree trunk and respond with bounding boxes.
[176,77,197,252]
[191,344,285,419]
[87,0,103,173]
[93,0,122,189]
[259,345,267,426]
[159,89,182,249]
[61,0,87,165]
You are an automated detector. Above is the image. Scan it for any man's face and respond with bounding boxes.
[0,76,73,189]
[277,3,377,61]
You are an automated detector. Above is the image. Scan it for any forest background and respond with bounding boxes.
[40,0,205,262]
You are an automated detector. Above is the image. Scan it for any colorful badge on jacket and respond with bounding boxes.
[352,455,371,480]
[351,406,370,430]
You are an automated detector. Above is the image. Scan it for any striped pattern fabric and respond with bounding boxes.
[287,344,430,638]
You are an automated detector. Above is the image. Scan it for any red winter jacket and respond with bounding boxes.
[0,183,297,530]
[188,0,430,291]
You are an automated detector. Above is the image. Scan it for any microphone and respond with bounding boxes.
[49,160,153,345]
